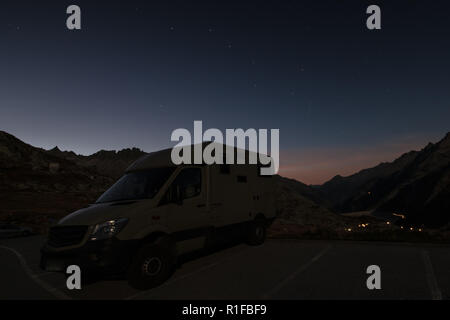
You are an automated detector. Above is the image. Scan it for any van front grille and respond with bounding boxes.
[48,226,88,248]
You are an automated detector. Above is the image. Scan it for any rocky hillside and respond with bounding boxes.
[0,131,112,194]
[47,146,146,179]
[0,131,345,234]
[318,132,450,227]
[274,176,339,225]
[0,131,145,231]
[269,175,348,237]
[2,130,449,240]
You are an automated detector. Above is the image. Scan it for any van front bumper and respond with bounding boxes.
[40,238,139,274]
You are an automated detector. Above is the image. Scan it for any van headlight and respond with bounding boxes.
[89,218,128,241]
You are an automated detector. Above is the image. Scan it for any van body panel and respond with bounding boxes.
[58,202,134,226]
[40,237,139,274]
[40,143,276,275]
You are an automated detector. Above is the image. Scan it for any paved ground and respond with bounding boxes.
[0,235,449,300]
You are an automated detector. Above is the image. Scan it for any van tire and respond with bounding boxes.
[127,243,174,290]
[246,219,266,246]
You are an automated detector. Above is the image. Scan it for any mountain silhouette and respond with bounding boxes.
[0,131,146,231]
[1,130,449,231]
[47,145,147,179]
[317,132,450,227]
[1,131,339,233]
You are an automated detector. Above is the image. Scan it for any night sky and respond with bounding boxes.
[1,0,449,184]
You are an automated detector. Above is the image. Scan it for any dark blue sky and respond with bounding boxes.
[1,0,449,183]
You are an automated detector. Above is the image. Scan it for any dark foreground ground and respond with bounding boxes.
[0,236,449,300]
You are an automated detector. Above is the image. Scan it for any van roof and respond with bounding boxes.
[125,142,272,172]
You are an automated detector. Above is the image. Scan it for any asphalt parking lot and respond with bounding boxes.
[0,235,449,300]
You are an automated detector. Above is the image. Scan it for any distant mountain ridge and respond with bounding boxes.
[1,130,449,229]
[0,131,111,193]
[317,132,450,227]
[47,145,147,179]
[0,131,148,225]
[0,130,340,232]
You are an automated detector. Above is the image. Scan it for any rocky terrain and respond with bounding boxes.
[1,130,449,241]
[0,131,144,232]
[0,130,349,236]
[47,146,146,179]
[317,133,450,228]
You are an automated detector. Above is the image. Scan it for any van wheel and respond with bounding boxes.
[127,243,174,290]
[247,219,266,246]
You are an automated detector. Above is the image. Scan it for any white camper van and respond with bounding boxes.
[40,143,276,289]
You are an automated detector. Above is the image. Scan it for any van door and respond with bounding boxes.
[162,167,209,254]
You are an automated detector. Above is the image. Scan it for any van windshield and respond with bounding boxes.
[96,167,175,203]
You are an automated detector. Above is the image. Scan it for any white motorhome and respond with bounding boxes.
[40,143,276,289]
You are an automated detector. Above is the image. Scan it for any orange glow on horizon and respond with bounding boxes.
[278,137,432,185]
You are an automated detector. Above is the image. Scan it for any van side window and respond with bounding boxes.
[172,168,202,200]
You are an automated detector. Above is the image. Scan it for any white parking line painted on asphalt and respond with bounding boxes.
[262,245,332,299]
[421,249,442,300]
[0,245,72,300]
